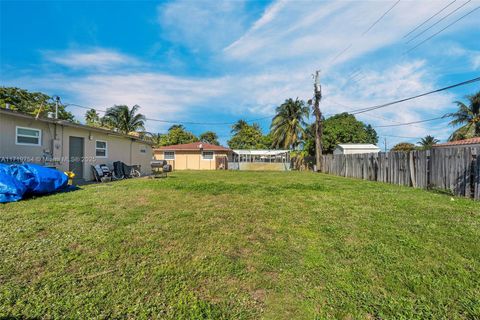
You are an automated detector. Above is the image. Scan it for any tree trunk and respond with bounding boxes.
[314,105,322,171]
[313,70,322,172]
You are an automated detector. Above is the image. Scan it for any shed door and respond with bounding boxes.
[69,136,84,180]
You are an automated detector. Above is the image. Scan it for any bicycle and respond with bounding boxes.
[112,161,141,180]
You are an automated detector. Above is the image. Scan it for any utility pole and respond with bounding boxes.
[54,96,60,119]
[313,70,323,172]
[384,137,387,152]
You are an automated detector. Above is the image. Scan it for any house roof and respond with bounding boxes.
[233,149,289,156]
[433,137,480,147]
[155,142,231,152]
[0,107,153,145]
[336,144,380,150]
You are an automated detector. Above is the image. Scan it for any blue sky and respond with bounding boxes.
[1,0,479,147]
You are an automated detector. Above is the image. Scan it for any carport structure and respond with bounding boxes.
[229,149,290,171]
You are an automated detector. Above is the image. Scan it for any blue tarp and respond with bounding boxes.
[0,163,68,203]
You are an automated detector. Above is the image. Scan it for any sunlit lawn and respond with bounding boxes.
[1,171,479,319]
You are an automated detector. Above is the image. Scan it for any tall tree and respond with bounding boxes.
[231,120,248,134]
[103,105,146,135]
[418,135,439,150]
[391,142,416,152]
[0,86,75,121]
[270,98,309,149]
[305,113,378,154]
[446,91,480,141]
[228,122,269,149]
[146,133,165,148]
[199,131,219,145]
[85,109,100,126]
[157,125,198,146]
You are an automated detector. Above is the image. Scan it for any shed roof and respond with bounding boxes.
[233,149,289,156]
[155,142,231,152]
[336,144,380,150]
[433,137,480,147]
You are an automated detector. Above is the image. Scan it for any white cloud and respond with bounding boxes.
[2,71,229,133]
[4,0,478,146]
[444,45,480,70]
[157,0,251,52]
[321,60,455,142]
[223,0,479,73]
[44,48,140,70]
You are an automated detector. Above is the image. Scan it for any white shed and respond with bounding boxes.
[333,144,381,155]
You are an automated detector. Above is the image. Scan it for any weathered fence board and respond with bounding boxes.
[321,146,480,200]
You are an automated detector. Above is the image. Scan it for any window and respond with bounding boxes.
[95,140,108,158]
[16,126,41,146]
[164,151,175,160]
[202,151,214,160]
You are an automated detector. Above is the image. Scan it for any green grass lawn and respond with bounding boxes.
[1,171,479,319]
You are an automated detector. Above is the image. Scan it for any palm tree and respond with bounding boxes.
[146,133,165,147]
[418,135,439,150]
[446,91,480,141]
[270,98,309,149]
[85,109,100,126]
[168,124,185,131]
[103,105,146,135]
[231,120,248,134]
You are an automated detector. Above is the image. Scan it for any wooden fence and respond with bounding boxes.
[321,147,480,200]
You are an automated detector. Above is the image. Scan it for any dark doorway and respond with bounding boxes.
[216,156,228,170]
[69,136,84,181]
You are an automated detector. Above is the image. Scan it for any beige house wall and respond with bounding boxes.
[154,150,229,170]
[0,112,152,180]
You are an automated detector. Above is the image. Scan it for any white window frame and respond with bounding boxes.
[202,151,214,160]
[164,151,175,160]
[15,126,42,146]
[95,140,108,158]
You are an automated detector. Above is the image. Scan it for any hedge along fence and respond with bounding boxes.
[321,147,480,200]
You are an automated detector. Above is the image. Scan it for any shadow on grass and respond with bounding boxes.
[17,185,82,202]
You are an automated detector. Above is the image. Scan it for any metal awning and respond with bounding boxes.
[232,149,289,156]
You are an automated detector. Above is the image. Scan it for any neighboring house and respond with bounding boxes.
[154,142,231,170]
[0,108,153,181]
[333,144,381,155]
[432,137,480,149]
[230,149,291,171]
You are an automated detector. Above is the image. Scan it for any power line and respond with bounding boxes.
[405,5,479,54]
[349,76,480,115]
[406,0,472,44]
[328,0,401,65]
[403,0,457,39]
[362,0,401,36]
[373,116,447,127]
[326,97,444,129]
[341,1,473,93]
[145,115,273,126]
[64,102,274,126]
[381,134,422,139]
[330,44,352,65]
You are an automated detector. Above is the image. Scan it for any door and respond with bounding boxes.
[69,136,84,181]
[216,156,227,170]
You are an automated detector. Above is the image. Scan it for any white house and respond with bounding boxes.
[333,144,381,155]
